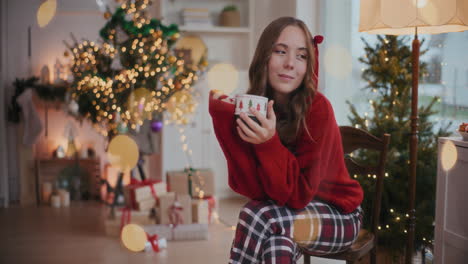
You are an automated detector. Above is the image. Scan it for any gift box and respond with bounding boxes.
[192,196,217,224]
[104,209,155,237]
[158,192,192,225]
[167,169,214,197]
[135,198,156,211]
[143,224,209,241]
[192,199,209,224]
[124,179,167,210]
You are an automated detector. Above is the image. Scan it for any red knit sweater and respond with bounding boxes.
[209,91,363,214]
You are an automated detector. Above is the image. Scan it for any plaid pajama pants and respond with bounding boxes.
[229,199,363,264]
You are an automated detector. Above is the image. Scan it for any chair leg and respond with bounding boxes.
[303,255,311,264]
[370,248,377,264]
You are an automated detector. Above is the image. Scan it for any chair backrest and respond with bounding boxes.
[339,126,390,244]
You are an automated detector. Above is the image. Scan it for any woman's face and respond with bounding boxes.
[267,25,308,103]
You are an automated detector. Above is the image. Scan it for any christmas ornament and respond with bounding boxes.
[117,123,128,134]
[150,120,163,132]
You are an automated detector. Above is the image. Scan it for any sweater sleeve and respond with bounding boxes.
[208,93,267,200]
[252,95,335,209]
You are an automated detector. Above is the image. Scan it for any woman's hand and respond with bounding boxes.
[237,100,276,144]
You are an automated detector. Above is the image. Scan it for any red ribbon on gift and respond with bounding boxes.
[119,207,132,232]
[146,233,160,252]
[195,196,216,224]
[168,196,184,228]
[206,196,216,224]
[127,178,161,209]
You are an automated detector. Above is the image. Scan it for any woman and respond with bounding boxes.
[209,17,363,263]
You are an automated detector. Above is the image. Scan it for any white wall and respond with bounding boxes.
[1,0,10,207]
[319,0,354,125]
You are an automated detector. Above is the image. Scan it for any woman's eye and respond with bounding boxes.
[274,50,286,54]
[297,54,307,60]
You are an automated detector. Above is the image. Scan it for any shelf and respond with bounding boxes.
[178,25,251,34]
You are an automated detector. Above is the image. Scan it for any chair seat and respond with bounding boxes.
[303,229,375,261]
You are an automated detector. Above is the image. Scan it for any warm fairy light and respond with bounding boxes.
[65,0,207,136]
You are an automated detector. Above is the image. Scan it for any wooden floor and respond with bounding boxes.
[0,196,341,264]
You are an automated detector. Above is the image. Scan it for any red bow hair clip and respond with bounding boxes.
[313,35,324,46]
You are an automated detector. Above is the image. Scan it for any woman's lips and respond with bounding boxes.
[278,74,294,80]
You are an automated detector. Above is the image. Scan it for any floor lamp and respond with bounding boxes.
[358,0,468,263]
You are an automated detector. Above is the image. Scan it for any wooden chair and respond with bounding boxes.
[302,126,390,264]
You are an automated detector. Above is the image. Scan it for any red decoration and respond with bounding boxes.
[126,178,161,209]
[168,198,184,227]
[147,233,161,252]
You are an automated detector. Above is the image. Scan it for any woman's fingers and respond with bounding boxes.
[237,126,252,143]
[250,107,268,127]
[239,112,262,134]
[236,117,258,139]
[267,100,276,121]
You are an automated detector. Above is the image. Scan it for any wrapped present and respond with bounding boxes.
[143,224,209,241]
[167,168,214,197]
[158,192,192,225]
[124,178,167,210]
[192,196,217,224]
[192,199,209,224]
[135,198,156,211]
[145,234,167,252]
[104,208,155,237]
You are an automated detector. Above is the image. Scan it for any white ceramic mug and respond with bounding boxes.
[235,94,268,124]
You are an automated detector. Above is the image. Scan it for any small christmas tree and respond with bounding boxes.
[64,0,206,137]
[347,35,450,254]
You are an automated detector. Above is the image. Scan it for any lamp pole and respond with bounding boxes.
[406,27,419,264]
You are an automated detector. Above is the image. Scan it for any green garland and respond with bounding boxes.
[7,77,68,123]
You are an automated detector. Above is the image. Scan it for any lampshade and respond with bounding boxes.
[359,0,468,35]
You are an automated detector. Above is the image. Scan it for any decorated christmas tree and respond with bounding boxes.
[64,0,206,137]
[347,35,450,254]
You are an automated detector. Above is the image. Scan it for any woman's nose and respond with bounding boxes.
[283,54,295,70]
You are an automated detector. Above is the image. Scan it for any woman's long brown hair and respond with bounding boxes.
[247,17,317,150]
